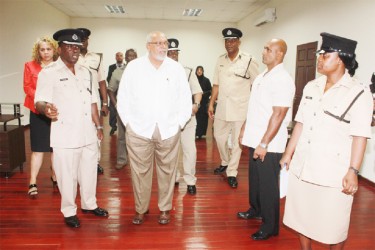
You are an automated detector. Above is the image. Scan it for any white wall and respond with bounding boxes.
[71,17,232,81]
[238,0,375,182]
[0,0,70,124]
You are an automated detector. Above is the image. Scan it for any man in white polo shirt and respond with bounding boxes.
[238,38,295,240]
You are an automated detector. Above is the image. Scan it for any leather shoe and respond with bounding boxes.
[251,230,277,240]
[214,165,227,175]
[132,210,149,225]
[237,209,262,220]
[228,176,238,188]
[97,164,104,174]
[158,211,170,225]
[110,127,117,136]
[81,207,109,217]
[64,215,80,228]
[187,185,196,195]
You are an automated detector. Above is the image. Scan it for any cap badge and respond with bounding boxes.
[171,41,176,47]
[227,30,232,35]
[72,34,78,41]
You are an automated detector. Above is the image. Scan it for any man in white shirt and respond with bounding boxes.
[117,31,192,225]
[238,38,295,240]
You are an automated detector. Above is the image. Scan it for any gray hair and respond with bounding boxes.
[146,31,166,43]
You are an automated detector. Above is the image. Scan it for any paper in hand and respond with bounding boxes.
[280,164,289,199]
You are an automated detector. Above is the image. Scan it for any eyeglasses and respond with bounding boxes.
[234,58,253,79]
[148,41,169,47]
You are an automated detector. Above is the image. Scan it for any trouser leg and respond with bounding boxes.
[78,142,98,210]
[213,119,230,166]
[117,115,127,164]
[126,126,154,214]
[154,127,181,211]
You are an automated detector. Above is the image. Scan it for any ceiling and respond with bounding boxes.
[44,0,270,23]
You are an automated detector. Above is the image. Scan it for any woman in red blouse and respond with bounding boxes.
[23,36,58,197]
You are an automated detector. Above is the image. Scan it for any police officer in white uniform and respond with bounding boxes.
[208,28,259,188]
[35,29,108,228]
[167,38,203,195]
[77,28,108,174]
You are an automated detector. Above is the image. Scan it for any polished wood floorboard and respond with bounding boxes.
[1,119,374,249]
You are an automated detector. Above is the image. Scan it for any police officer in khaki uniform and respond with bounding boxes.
[167,38,202,195]
[35,29,109,228]
[77,28,108,174]
[208,28,259,188]
[281,33,373,248]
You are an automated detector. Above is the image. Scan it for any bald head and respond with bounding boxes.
[262,38,288,69]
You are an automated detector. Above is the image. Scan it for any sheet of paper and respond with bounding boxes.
[280,166,289,199]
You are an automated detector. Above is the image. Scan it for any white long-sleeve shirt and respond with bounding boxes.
[117,55,192,140]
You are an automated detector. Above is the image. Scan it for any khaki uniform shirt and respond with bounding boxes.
[213,51,259,121]
[78,52,105,91]
[108,65,126,93]
[35,58,98,148]
[184,66,203,128]
[289,72,373,187]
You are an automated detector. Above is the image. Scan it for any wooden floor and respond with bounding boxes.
[1,119,375,250]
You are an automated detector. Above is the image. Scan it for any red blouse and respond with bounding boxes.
[23,60,42,113]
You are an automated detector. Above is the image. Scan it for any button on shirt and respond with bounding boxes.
[242,63,295,153]
[213,51,259,121]
[289,72,373,187]
[117,55,192,140]
[35,58,98,148]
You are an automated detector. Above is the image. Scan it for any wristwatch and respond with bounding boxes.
[259,143,268,149]
[194,103,200,108]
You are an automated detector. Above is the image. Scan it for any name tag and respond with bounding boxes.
[60,78,68,81]
[305,96,312,100]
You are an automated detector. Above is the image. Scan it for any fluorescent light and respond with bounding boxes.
[182,8,203,17]
[104,5,125,14]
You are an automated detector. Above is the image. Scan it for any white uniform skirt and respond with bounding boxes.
[283,173,354,244]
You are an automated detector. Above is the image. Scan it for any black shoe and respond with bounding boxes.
[237,209,262,220]
[64,215,80,228]
[175,181,179,186]
[251,230,277,240]
[227,176,238,188]
[97,164,104,174]
[187,185,196,195]
[110,127,117,136]
[81,207,109,217]
[214,165,227,175]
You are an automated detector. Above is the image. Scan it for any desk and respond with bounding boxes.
[0,104,25,177]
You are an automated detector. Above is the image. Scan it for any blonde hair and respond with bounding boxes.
[31,36,58,63]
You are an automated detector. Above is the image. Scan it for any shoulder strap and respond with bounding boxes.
[324,89,364,123]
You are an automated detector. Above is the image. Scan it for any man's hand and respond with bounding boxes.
[101,105,109,116]
[96,128,104,140]
[44,103,58,120]
[253,145,267,162]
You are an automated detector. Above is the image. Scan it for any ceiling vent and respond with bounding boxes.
[182,9,203,17]
[254,8,276,27]
[105,5,125,14]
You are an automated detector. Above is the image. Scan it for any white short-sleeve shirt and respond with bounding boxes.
[242,63,295,153]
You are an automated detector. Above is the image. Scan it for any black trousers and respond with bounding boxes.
[248,147,281,234]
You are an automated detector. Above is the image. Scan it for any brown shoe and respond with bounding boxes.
[158,211,170,225]
[132,210,149,225]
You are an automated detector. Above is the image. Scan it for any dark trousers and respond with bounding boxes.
[195,101,209,137]
[109,101,117,129]
[248,147,281,234]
